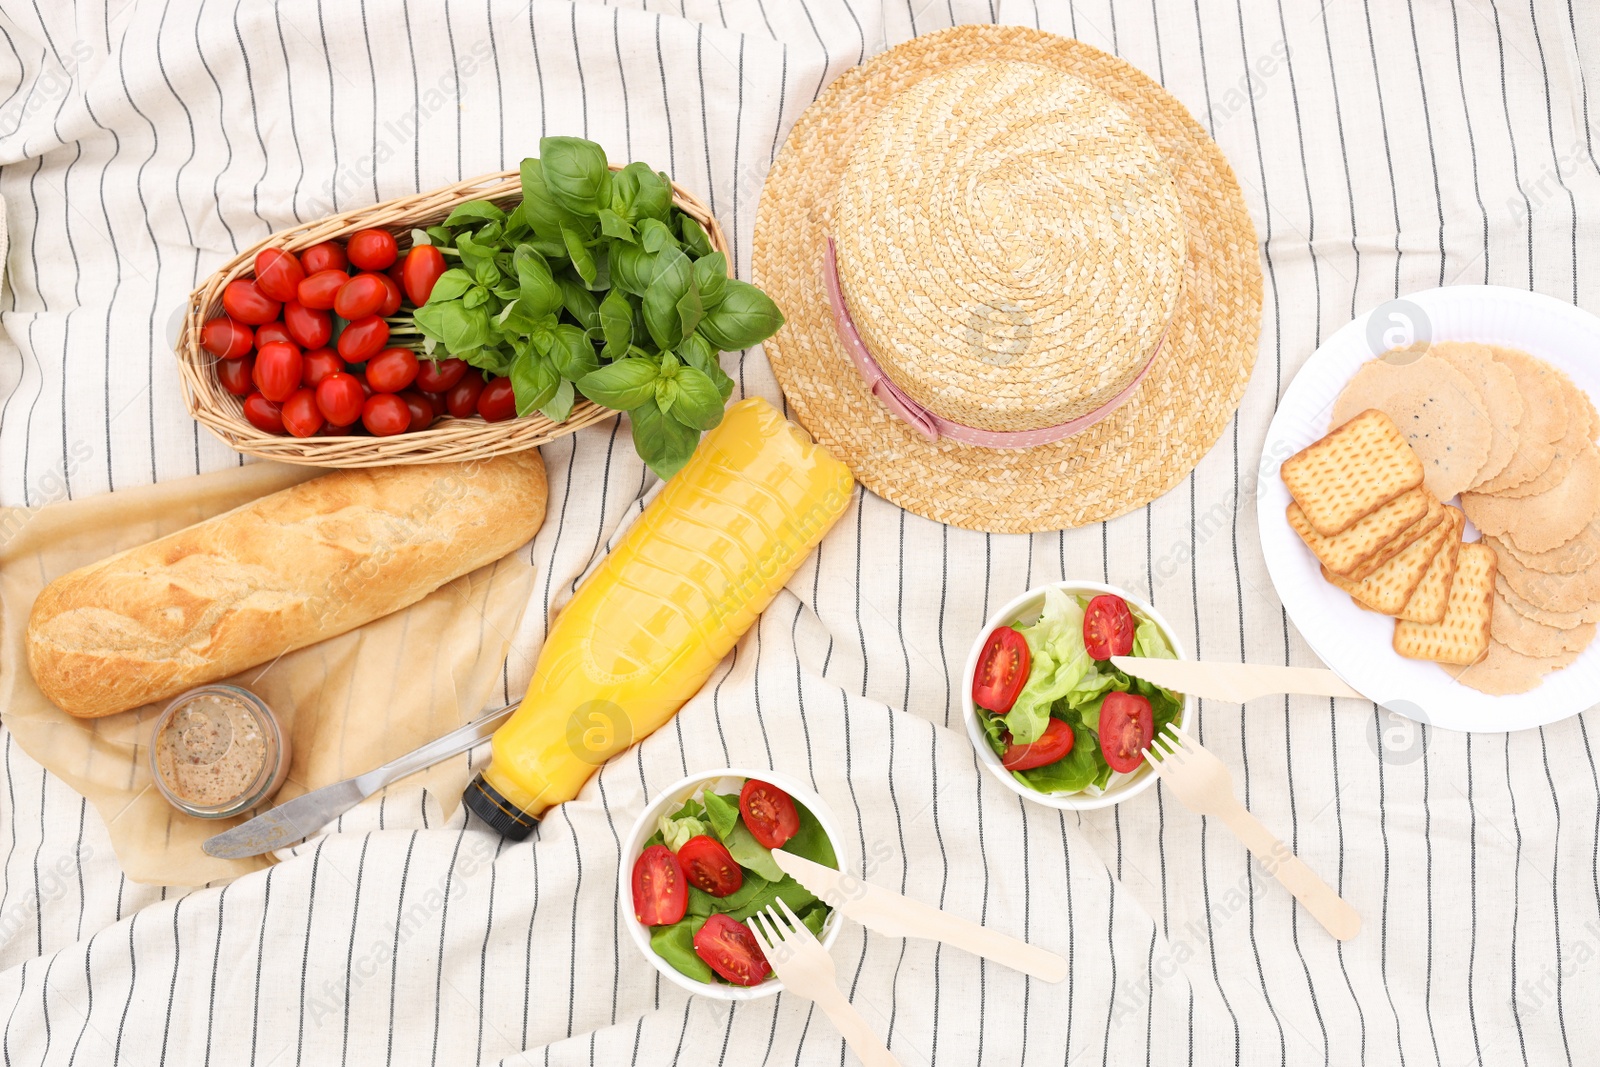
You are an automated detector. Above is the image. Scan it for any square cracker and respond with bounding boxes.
[1346,494,1448,581]
[1287,486,1429,576]
[1394,542,1498,665]
[1282,409,1425,535]
[1323,512,1452,614]
[1397,506,1464,624]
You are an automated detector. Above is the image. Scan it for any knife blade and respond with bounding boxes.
[202,701,518,860]
[1111,656,1365,703]
[772,848,1067,983]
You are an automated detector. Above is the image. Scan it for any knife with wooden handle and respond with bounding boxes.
[1111,656,1367,703]
[772,848,1067,982]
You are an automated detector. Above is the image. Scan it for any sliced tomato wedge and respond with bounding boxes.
[1099,691,1154,774]
[1002,717,1075,771]
[631,844,688,926]
[1083,595,1136,660]
[973,625,1030,713]
[693,913,770,987]
[739,779,800,849]
[676,835,744,897]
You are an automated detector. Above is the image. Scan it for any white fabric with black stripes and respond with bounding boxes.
[2,1,1598,1063]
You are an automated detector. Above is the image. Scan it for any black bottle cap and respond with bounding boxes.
[462,773,540,840]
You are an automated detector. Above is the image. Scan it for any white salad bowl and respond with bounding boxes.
[618,767,849,1001]
[962,581,1194,812]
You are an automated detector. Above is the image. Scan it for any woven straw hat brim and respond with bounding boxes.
[753,25,1262,534]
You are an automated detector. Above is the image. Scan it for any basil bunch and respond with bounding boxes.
[404,136,784,480]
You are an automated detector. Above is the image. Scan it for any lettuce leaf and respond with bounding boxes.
[1133,616,1176,660]
[657,812,708,851]
[1002,587,1093,744]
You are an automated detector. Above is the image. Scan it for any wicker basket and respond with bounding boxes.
[176,168,729,467]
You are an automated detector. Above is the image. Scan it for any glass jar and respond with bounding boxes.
[148,685,291,819]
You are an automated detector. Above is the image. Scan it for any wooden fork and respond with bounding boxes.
[1144,725,1362,941]
[748,900,902,1066]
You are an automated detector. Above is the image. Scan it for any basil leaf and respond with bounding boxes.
[562,224,597,286]
[642,248,692,349]
[598,208,636,244]
[638,217,678,254]
[611,243,657,297]
[675,279,703,340]
[630,397,700,482]
[425,224,453,247]
[518,158,584,242]
[680,215,713,257]
[654,376,679,416]
[678,333,734,401]
[548,323,599,381]
[577,357,659,410]
[692,252,727,308]
[539,135,609,216]
[444,200,505,229]
[624,163,673,222]
[540,378,576,423]
[609,164,638,217]
[666,366,725,430]
[426,268,475,305]
[556,271,601,331]
[513,245,563,318]
[413,300,491,355]
[509,347,560,415]
[598,288,633,358]
[698,279,784,351]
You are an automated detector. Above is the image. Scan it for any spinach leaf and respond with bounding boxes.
[798,901,829,938]
[725,875,819,923]
[724,822,784,882]
[538,136,610,216]
[702,792,741,841]
[649,918,713,983]
[1013,724,1102,794]
[578,357,659,411]
[783,800,839,869]
[698,279,784,351]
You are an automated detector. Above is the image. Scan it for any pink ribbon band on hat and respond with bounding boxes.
[824,237,1165,449]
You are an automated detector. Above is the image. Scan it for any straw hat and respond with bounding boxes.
[753,25,1261,533]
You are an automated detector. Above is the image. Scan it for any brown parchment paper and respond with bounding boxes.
[0,462,534,886]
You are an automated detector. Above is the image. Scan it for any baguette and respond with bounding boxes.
[26,453,547,718]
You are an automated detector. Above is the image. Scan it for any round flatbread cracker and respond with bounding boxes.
[1448,638,1574,695]
[1487,535,1600,612]
[1332,355,1491,501]
[1490,594,1596,657]
[1491,376,1593,498]
[1429,342,1524,488]
[1462,442,1600,554]
[1473,348,1569,494]
[1496,574,1600,628]
[1499,518,1600,574]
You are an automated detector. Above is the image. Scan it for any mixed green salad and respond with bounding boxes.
[972,588,1185,795]
[631,777,836,987]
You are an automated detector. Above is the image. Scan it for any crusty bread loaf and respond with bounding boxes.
[26,453,547,718]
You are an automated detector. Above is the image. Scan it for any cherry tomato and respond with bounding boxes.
[221,279,281,325]
[252,341,303,403]
[415,357,467,392]
[396,390,435,432]
[401,244,447,305]
[300,241,347,275]
[1082,594,1136,660]
[739,780,800,849]
[364,347,417,393]
[216,355,254,396]
[301,348,344,387]
[283,301,332,349]
[676,835,744,897]
[1099,692,1154,774]
[253,248,305,302]
[972,626,1030,713]
[297,269,349,310]
[201,316,254,359]
[334,272,388,320]
[445,372,485,418]
[631,844,688,926]
[338,316,390,362]
[280,388,325,438]
[1002,718,1075,771]
[420,390,448,418]
[477,377,517,422]
[346,228,398,271]
[376,271,403,317]
[383,259,407,291]
[241,393,284,434]
[361,392,411,436]
[254,321,293,348]
[693,914,770,987]
[315,372,366,427]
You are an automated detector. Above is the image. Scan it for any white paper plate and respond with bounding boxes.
[1259,285,1600,733]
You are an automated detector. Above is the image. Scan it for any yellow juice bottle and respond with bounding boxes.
[463,398,855,837]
